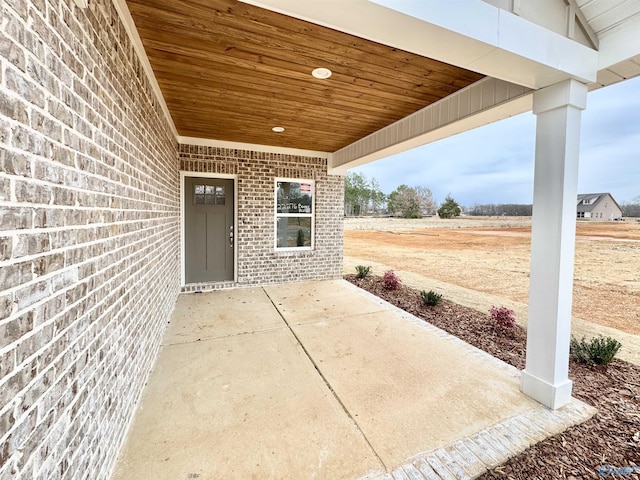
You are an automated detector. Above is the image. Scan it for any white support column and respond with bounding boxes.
[521,79,587,410]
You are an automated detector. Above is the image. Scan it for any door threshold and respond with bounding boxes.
[182,281,236,293]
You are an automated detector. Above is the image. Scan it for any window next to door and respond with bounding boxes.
[275,179,314,250]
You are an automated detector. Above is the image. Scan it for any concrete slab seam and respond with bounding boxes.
[261,286,389,472]
[160,324,288,347]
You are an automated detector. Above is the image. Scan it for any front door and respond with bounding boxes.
[184,177,234,283]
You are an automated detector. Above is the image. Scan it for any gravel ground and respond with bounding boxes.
[345,274,640,480]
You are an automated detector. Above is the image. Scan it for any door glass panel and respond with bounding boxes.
[205,185,215,204]
[215,186,226,205]
[194,184,205,204]
[194,184,226,205]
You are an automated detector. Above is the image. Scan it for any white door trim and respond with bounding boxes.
[180,171,238,286]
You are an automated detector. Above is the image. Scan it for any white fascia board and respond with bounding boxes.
[178,136,331,159]
[489,10,598,85]
[597,18,640,70]
[241,0,598,88]
[240,0,493,67]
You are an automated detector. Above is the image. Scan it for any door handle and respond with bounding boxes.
[229,225,234,247]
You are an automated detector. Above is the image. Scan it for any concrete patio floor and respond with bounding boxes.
[110,280,596,480]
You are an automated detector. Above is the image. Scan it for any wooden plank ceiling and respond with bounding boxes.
[126,0,485,152]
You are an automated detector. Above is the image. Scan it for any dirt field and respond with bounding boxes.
[344,216,640,335]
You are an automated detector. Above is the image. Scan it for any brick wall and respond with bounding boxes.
[1,1,180,479]
[179,146,344,286]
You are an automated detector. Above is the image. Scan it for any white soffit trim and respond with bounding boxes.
[240,0,598,88]
[329,78,533,174]
[112,0,179,138]
[597,18,640,70]
[178,136,331,159]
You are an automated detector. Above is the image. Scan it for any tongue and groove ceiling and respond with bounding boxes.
[125,0,484,152]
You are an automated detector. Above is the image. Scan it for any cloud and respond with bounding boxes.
[352,76,640,206]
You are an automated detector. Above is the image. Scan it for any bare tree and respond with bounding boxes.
[414,186,437,216]
[622,195,640,217]
[388,185,436,218]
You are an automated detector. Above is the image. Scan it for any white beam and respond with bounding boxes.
[521,79,587,410]
[241,0,598,88]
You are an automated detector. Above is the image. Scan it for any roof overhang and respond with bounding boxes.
[242,0,599,88]
[114,0,640,172]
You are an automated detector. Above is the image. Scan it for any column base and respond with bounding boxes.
[521,370,572,410]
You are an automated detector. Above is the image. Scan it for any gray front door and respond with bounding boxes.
[185,177,234,283]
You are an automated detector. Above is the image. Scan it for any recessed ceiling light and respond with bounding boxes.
[272,126,285,133]
[312,67,332,79]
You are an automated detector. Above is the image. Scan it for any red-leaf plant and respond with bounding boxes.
[382,270,402,290]
[489,306,516,329]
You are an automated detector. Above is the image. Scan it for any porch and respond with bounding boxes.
[110,280,594,480]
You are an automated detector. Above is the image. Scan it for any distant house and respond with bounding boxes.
[577,193,623,220]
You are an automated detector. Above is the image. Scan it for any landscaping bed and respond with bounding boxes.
[345,274,640,479]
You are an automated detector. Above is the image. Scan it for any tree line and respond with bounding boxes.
[467,204,532,216]
[622,196,640,217]
[344,172,461,218]
[345,172,640,218]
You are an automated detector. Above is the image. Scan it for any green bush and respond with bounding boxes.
[437,194,461,219]
[355,265,372,279]
[420,290,443,306]
[570,335,622,366]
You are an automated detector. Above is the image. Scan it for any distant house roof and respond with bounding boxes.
[576,193,622,213]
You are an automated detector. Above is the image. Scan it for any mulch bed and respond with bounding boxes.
[345,274,640,479]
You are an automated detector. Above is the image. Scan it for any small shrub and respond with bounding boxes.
[296,229,305,246]
[355,265,372,279]
[382,270,402,290]
[570,335,622,366]
[420,290,443,306]
[489,306,516,329]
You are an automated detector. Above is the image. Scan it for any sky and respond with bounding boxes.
[351,75,640,207]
